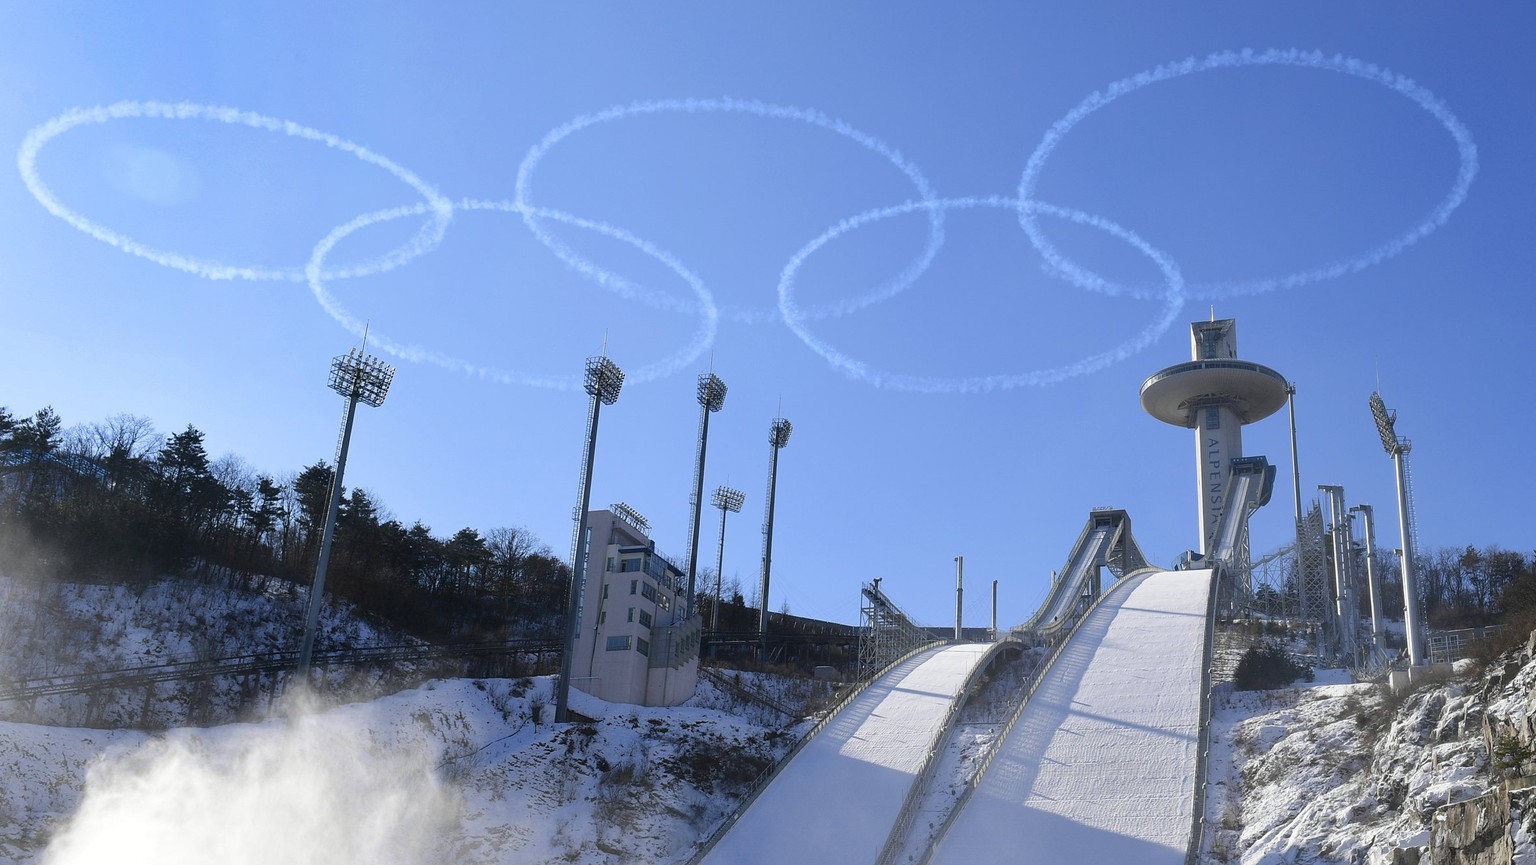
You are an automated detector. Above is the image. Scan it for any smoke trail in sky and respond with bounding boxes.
[514,97,946,324]
[39,695,457,865]
[1017,48,1478,301]
[17,101,453,282]
[777,197,1184,393]
[307,198,718,390]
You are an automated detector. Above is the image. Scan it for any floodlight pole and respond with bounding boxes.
[556,355,624,724]
[685,373,727,619]
[1370,392,1424,667]
[297,348,395,681]
[710,486,745,633]
[759,417,792,658]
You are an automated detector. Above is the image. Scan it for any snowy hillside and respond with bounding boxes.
[1202,665,1506,864]
[1,675,804,865]
[7,569,1536,865]
[0,572,819,865]
[0,572,422,728]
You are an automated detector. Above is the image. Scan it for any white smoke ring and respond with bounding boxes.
[307,198,718,390]
[17,100,454,282]
[777,196,1185,393]
[515,97,946,324]
[1017,48,1478,301]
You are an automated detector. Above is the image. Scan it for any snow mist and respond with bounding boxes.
[39,693,458,865]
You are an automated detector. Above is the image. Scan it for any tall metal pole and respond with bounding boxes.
[759,417,792,658]
[954,555,964,641]
[685,374,727,619]
[1392,450,1425,666]
[1352,504,1385,653]
[556,356,624,724]
[297,348,394,682]
[297,395,357,679]
[991,580,998,642]
[1321,485,1357,662]
[710,486,745,633]
[1286,384,1312,647]
[1371,392,1424,667]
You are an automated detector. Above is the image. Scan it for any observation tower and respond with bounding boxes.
[1141,318,1289,554]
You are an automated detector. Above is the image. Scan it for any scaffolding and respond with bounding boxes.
[856,581,935,682]
[1297,502,1332,656]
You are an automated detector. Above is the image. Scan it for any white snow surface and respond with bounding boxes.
[930,568,1213,865]
[0,674,802,865]
[698,642,993,865]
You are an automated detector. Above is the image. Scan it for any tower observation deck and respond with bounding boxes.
[1140,319,1288,554]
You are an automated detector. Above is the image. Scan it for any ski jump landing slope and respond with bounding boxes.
[699,643,993,865]
[929,568,1214,865]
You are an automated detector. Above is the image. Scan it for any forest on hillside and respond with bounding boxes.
[0,404,580,641]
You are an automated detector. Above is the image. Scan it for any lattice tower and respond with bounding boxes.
[1298,502,1331,648]
[857,581,933,682]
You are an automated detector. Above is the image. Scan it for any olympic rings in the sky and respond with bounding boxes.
[16,49,1477,392]
[17,101,453,282]
[777,197,1184,393]
[1018,48,1478,301]
[514,97,946,324]
[306,198,718,390]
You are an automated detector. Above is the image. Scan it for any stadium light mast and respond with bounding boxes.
[1370,392,1425,667]
[297,346,395,680]
[684,373,728,619]
[556,354,625,723]
[758,416,792,657]
[710,485,745,633]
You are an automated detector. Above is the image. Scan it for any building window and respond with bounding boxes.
[630,580,638,595]
[602,583,609,599]
[605,636,631,652]
[637,638,650,657]
[638,609,652,629]
[641,582,658,603]
[627,607,635,623]
[1205,407,1221,430]
[598,610,606,625]
[606,557,616,573]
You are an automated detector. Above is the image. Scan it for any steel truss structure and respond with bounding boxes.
[857,581,935,682]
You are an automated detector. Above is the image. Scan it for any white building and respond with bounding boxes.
[568,506,701,707]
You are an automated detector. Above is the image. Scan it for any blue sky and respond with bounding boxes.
[3,3,1532,629]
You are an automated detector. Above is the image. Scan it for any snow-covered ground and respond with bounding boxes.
[0,572,420,728]
[1202,665,1491,865]
[2,570,1523,865]
[0,673,808,865]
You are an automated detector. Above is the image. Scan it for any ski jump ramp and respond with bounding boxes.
[928,567,1215,865]
[697,643,994,865]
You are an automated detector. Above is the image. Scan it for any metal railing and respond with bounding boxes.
[683,642,944,865]
[917,569,1157,864]
[697,666,800,721]
[0,637,559,702]
[1186,567,1221,865]
[874,640,1013,865]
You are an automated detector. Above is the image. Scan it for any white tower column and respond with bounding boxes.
[1142,319,1288,556]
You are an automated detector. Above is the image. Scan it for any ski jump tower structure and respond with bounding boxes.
[1141,318,1287,568]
